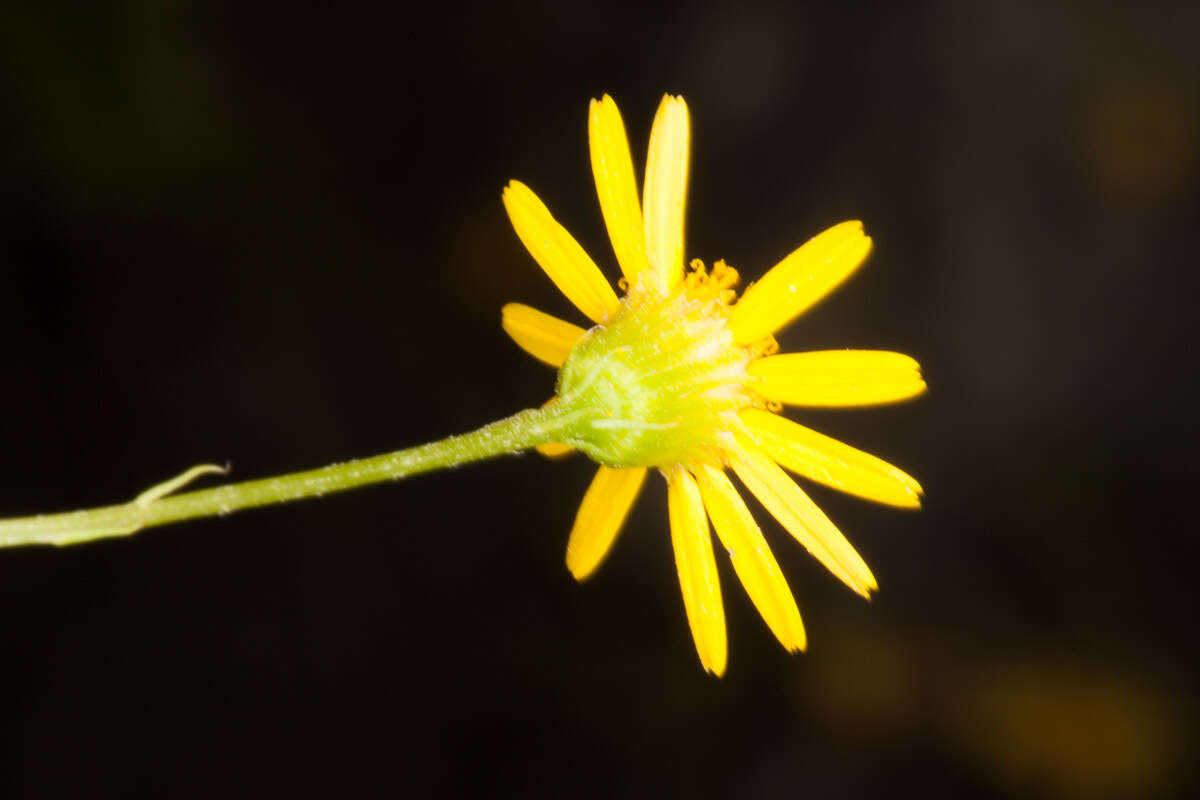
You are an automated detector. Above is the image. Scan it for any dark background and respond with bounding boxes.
[2,1,1197,797]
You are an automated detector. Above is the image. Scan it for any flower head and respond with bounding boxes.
[501,94,925,676]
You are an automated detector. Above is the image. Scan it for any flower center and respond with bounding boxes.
[555,260,772,468]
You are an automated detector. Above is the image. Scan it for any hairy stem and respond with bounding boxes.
[0,405,574,549]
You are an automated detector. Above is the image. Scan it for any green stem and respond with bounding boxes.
[0,405,576,549]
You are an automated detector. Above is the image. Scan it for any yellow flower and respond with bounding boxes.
[501,94,925,676]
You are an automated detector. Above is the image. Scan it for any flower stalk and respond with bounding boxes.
[0,405,580,549]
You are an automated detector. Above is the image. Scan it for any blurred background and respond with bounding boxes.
[1,0,1197,796]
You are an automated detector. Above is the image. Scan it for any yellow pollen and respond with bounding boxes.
[683,258,741,306]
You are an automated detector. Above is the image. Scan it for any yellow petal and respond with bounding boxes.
[589,95,651,285]
[740,408,923,509]
[535,441,575,459]
[502,180,620,323]
[666,465,726,676]
[566,466,646,581]
[748,350,927,407]
[694,464,806,652]
[642,95,689,296]
[500,303,587,368]
[727,439,877,598]
[729,221,873,343]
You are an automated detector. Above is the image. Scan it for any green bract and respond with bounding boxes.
[553,282,754,469]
